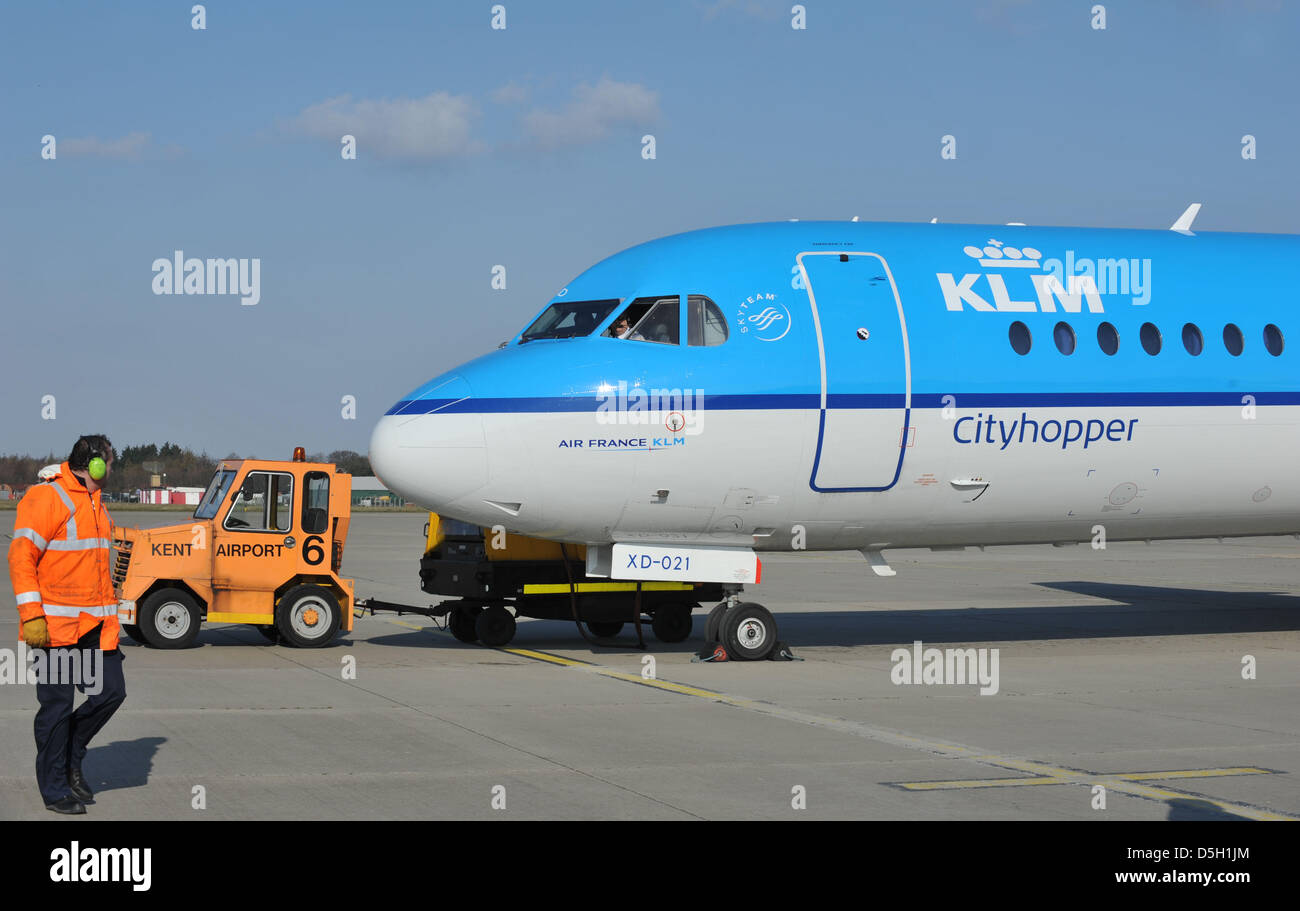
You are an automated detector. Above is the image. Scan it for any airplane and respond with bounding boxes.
[369,208,1298,656]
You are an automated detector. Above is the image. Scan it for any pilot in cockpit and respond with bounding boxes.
[611,315,634,339]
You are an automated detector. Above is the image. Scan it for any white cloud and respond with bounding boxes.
[522,77,660,147]
[286,92,483,160]
[60,132,152,159]
[491,81,531,105]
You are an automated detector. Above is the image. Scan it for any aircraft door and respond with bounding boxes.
[798,252,910,492]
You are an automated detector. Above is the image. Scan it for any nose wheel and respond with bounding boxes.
[710,601,777,661]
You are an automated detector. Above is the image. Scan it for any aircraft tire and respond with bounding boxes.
[721,602,776,660]
[475,604,517,647]
[448,604,482,643]
[651,604,693,643]
[704,602,728,643]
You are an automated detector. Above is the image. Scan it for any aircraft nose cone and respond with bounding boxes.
[369,375,488,511]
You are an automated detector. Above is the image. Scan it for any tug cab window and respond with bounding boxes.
[224,471,294,533]
[687,295,729,346]
[520,299,620,342]
[302,471,330,534]
[607,296,680,345]
[194,469,236,519]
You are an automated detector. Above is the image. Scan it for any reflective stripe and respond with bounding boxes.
[16,591,42,604]
[13,528,49,551]
[46,537,113,551]
[41,603,117,618]
[50,482,78,539]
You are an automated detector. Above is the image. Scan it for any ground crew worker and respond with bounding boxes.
[8,434,127,814]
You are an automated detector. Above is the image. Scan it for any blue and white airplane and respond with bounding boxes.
[370,209,1297,655]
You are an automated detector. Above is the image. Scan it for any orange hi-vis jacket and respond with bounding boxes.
[8,462,120,650]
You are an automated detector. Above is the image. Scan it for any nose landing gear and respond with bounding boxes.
[698,591,795,662]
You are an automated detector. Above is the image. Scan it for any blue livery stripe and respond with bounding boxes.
[386,391,1300,415]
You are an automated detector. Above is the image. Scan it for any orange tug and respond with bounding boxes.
[114,449,355,648]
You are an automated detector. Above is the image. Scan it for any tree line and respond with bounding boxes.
[0,445,373,493]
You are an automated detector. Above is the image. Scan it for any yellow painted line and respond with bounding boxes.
[502,647,734,699]
[1118,767,1272,782]
[503,648,591,668]
[900,777,1068,791]
[897,767,1275,792]
[592,669,735,700]
[521,582,695,594]
[371,613,1297,821]
[207,612,275,624]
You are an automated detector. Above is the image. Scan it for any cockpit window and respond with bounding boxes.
[687,295,728,346]
[520,299,620,342]
[607,296,680,345]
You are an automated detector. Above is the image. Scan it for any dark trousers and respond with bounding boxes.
[33,626,127,803]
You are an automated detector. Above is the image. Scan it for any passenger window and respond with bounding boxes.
[1053,322,1076,355]
[1223,323,1244,356]
[224,471,293,533]
[609,296,680,345]
[1182,323,1203,356]
[1264,324,1284,356]
[302,471,330,534]
[1140,322,1162,355]
[1008,321,1031,355]
[687,295,729,346]
[1097,322,1119,356]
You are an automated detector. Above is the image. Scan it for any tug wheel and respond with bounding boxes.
[587,621,624,638]
[139,588,202,649]
[475,604,517,647]
[448,603,483,643]
[276,585,341,648]
[650,603,693,643]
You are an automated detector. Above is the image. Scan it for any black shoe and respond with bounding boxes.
[68,768,95,803]
[45,797,86,815]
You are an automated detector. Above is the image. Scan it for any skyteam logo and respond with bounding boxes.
[938,240,1151,312]
[737,293,791,341]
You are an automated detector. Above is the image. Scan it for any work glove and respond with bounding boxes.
[22,617,50,648]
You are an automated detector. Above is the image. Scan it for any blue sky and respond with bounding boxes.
[1,0,1296,460]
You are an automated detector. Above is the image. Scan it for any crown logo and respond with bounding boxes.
[962,239,1042,269]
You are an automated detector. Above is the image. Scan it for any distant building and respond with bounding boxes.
[351,476,406,507]
[171,487,206,505]
[136,486,204,505]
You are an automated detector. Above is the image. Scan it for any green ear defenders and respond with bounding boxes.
[88,457,107,480]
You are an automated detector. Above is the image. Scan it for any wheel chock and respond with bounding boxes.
[691,640,802,663]
[692,643,729,662]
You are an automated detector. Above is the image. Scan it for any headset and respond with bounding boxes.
[73,436,109,481]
